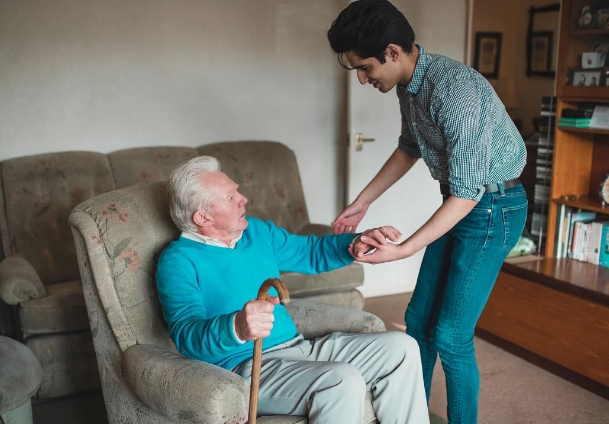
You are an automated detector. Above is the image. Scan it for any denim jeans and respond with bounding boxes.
[405,184,527,424]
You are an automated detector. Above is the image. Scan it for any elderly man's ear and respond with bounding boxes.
[192,210,213,228]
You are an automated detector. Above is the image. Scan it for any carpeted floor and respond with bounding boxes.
[364,293,609,424]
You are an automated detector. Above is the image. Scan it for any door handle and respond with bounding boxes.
[355,132,375,151]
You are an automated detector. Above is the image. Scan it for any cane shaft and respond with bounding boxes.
[248,278,290,424]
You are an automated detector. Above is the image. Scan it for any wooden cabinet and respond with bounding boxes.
[477,0,609,399]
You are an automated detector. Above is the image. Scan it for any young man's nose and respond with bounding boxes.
[356,69,368,85]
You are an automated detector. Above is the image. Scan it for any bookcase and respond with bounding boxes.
[476,0,609,399]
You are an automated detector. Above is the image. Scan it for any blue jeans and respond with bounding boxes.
[405,184,527,424]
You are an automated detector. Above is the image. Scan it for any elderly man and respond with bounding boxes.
[156,156,429,423]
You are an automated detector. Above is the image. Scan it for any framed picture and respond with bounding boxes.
[526,4,560,77]
[474,32,502,79]
[529,31,553,73]
[566,67,605,86]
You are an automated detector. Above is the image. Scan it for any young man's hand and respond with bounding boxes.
[234,295,279,341]
[349,226,402,258]
[332,201,369,234]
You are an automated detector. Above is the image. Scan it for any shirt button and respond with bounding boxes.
[488,209,492,213]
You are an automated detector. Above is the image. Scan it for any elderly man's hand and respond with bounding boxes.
[349,226,402,259]
[234,296,280,341]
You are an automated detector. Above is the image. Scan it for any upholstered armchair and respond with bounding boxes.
[69,181,385,423]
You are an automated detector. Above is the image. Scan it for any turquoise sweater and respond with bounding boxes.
[156,217,356,371]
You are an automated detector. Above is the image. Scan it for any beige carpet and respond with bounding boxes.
[364,293,609,424]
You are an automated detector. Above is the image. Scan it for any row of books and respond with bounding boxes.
[557,104,609,129]
[554,204,609,267]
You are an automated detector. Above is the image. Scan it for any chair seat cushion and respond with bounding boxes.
[0,335,42,413]
[280,263,364,298]
[19,280,89,336]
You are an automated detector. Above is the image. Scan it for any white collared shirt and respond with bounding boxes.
[182,231,246,343]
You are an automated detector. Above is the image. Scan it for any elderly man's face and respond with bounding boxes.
[199,171,249,235]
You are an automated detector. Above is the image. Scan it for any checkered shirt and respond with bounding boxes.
[397,45,526,201]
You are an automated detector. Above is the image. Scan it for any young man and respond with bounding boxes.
[156,156,430,423]
[327,1,528,423]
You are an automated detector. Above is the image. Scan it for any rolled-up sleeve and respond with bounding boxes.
[433,71,495,201]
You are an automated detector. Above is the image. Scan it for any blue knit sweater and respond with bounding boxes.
[156,217,356,370]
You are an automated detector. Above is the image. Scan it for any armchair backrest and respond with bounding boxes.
[108,146,199,190]
[198,141,310,233]
[0,152,115,285]
[69,181,177,352]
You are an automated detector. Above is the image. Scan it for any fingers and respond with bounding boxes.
[379,226,402,242]
[266,295,280,305]
[365,229,387,245]
[360,235,383,250]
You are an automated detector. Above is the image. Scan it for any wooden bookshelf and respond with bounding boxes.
[477,0,609,399]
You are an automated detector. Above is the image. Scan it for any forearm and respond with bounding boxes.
[356,148,418,205]
[401,196,477,256]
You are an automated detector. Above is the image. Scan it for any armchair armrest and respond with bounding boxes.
[286,298,385,340]
[123,344,249,424]
[297,223,333,237]
[0,257,45,305]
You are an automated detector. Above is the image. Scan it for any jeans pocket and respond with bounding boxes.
[502,202,528,251]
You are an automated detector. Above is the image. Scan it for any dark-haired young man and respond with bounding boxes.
[327,1,527,423]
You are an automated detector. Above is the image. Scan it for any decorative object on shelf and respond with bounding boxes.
[582,51,603,68]
[600,173,609,207]
[591,42,609,66]
[527,4,560,77]
[530,31,554,73]
[595,8,609,28]
[566,67,605,86]
[579,5,595,29]
[474,32,502,79]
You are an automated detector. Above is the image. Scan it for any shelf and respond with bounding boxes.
[502,258,609,306]
[571,28,609,37]
[559,86,609,100]
[558,126,609,135]
[552,195,608,214]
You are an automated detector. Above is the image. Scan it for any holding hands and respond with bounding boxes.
[349,226,407,264]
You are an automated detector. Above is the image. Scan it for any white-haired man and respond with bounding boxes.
[156,156,429,424]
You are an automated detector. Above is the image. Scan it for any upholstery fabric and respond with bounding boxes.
[0,336,42,413]
[0,152,115,284]
[0,256,45,305]
[25,331,99,399]
[108,146,199,189]
[20,280,88,336]
[69,181,383,424]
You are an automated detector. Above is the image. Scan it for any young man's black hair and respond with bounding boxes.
[327,0,415,69]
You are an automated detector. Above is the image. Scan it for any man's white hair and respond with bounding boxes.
[168,156,221,233]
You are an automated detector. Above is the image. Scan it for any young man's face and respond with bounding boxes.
[197,171,249,236]
[344,51,402,93]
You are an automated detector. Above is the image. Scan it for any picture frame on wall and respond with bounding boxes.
[530,31,553,74]
[474,32,502,79]
[566,67,606,86]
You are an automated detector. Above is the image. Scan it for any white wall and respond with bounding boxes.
[0,0,348,224]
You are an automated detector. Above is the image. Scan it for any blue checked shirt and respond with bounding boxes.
[397,45,526,201]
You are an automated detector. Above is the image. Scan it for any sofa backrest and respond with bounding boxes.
[108,146,199,190]
[69,181,177,351]
[198,141,310,233]
[0,152,115,285]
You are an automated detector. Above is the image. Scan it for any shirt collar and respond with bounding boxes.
[182,231,243,249]
[403,44,429,95]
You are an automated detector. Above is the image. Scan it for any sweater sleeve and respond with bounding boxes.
[156,249,242,362]
[260,220,357,274]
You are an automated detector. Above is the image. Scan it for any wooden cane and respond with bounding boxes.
[248,278,290,424]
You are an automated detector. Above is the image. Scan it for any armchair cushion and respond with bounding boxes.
[0,256,45,305]
[108,147,199,190]
[285,299,385,340]
[20,280,89,336]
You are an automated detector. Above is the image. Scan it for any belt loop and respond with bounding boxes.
[498,182,505,197]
